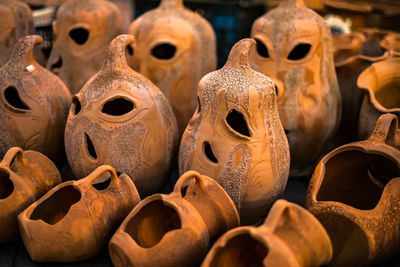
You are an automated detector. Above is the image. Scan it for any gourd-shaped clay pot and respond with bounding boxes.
[128,0,216,134]
[64,34,178,197]
[306,113,400,266]
[179,38,289,225]
[108,171,239,267]
[18,165,140,262]
[0,35,71,164]
[47,0,123,94]
[202,199,332,267]
[250,0,341,177]
[0,147,61,244]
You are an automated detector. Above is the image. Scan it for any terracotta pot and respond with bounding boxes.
[0,35,71,165]
[179,38,289,225]
[306,113,400,266]
[64,34,178,197]
[381,33,400,57]
[108,171,239,267]
[128,0,216,134]
[0,147,61,244]
[202,199,332,267]
[357,28,392,58]
[250,0,341,177]
[18,165,140,262]
[46,0,123,94]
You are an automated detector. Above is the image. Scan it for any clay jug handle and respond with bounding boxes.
[173,171,205,197]
[368,113,399,147]
[1,147,26,167]
[85,165,119,186]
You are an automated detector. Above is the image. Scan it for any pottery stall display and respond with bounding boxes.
[64,34,178,197]
[202,199,333,267]
[18,165,140,262]
[128,0,216,134]
[306,114,400,266]
[250,0,341,177]
[108,170,239,267]
[47,0,123,94]
[0,147,61,244]
[179,38,290,225]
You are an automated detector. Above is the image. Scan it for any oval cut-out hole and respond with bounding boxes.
[274,84,278,96]
[71,96,81,115]
[197,97,201,113]
[126,45,134,56]
[204,141,218,163]
[85,133,97,160]
[30,185,81,225]
[4,86,30,110]
[288,43,311,60]
[50,56,63,70]
[92,176,111,191]
[102,98,134,116]
[151,43,176,60]
[69,27,89,45]
[255,38,269,58]
[125,200,181,248]
[225,110,251,137]
[0,170,14,199]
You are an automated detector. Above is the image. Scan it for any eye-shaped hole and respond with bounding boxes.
[4,86,30,110]
[203,141,218,163]
[69,27,89,45]
[85,133,97,160]
[50,56,63,70]
[92,172,112,191]
[71,96,81,115]
[151,43,176,60]
[287,43,311,60]
[126,45,134,56]
[0,169,14,199]
[255,38,269,58]
[101,97,135,116]
[225,110,251,137]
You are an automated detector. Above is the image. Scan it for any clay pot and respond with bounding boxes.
[108,170,239,267]
[0,147,61,244]
[179,38,289,225]
[128,0,216,134]
[250,0,341,177]
[381,33,400,57]
[18,165,140,262]
[202,199,332,267]
[64,34,178,197]
[0,35,71,165]
[47,0,123,94]
[306,113,400,266]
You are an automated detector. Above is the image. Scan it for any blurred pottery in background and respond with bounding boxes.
[380,33,400,57]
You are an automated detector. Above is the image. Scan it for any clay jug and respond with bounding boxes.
[306,113,400,266]
[381,33,400,57]
[202,199,332,267]
[108,171,239,267]
[18,165,140,262]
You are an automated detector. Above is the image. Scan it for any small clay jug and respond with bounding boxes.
[18,165,140,262]
[306,113,400,266]
[380,33,400,57]
[202,199,332,267]
[108,171,239,267]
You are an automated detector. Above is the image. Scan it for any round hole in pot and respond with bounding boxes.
[0,170,14,199]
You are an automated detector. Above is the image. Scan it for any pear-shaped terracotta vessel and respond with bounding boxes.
[0,35,71,164]
[306,113,400,266]
[202,199,332,267]
[0,147,61,244]
[64,34,178,197]
[108,171,239,267]
[128,0,216,134]
[18,165,140,262]
[179,38,289,225]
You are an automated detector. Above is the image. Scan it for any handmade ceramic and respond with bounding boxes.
[109,170,239,267]
[128,0,216,133]
[0,35,71,164]
[65,34,178,196]
[47,0,123,94]
[306,113,400,266]
[0,147,61,244]
[18,165,140,262]
[179,38,289,225]
[250,0,341,177]
[202,199,332,267]
[381,33,400,56]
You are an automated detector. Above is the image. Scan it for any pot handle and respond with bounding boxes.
[368,113,399,148]
[173,171,206,197]
[1,147,26,167]
[85,165,119,186]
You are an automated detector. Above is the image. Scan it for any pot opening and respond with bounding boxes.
[374,76,400,109]
[0,170,14,199]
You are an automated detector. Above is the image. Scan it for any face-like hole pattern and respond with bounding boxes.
[71,96,81,115]
[50,56,63,71]
[225,110,251,137]
[0,169,14,199]
[69,27,89,45]
[151,43,176,60]
[85,133,97,160]
[4,86,30,110]
[255,38,269,58]
[203,141,218,163]
[287,43,311,60]
[101,97,134,116]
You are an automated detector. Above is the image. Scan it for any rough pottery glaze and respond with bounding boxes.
[202,199,332,267]
[250,0,341,177]
[306,114,400,266]
[179,38,289,225]
[0,35,71,164]
[18,165,140,262]
[0,147,61,244]
[128,0,216,133]
[47,0,123,94]
[108,170,239,267]
[65,34,178,196]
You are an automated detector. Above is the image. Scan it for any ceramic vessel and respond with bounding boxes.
[380,33,400,57]
[306,113,400,266]
[179,38,289,225]
[18,165,140,262]
[108,170,239,267]
[202,199,332,267]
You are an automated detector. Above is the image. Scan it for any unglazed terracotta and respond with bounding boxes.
[128,0,216,133]
[0,147,61,244]
[47,0,123,94]
[109,170,239,267]
[202,199,332,267]
[179,38,289,225]
[306,113,400,266]
[381,33,400,57]
[65,34,178,197]
[18,165,140,262]
[0,35,71,164]
[250,0,341,177]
